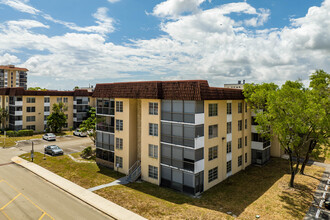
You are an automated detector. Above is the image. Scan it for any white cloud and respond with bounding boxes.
[43,8,115,36]
[152,0,209,18]
[0,0,329,89]
[0,53,20,64]
[0,0,39,14]
[107,0,120,3]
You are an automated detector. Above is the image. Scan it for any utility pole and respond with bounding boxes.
[31,141,34,162]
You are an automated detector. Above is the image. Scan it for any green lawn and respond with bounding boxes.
[20,153,324,220]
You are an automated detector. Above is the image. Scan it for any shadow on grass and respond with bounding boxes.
[114,158,291,216]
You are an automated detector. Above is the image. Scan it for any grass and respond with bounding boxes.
[0,131,73,148]
[20,152,124,188]
[310,144,330,164]
[20,153,325,220]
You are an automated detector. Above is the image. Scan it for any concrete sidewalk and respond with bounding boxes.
[11,156,146,220]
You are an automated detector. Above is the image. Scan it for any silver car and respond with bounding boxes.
[43,133,56,141]
[44,145,63,156]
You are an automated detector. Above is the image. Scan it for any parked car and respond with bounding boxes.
[44,145,64,156]
[43,133,56,141]
[73,129,87,137]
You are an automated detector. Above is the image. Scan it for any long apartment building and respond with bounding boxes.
[0,87,94,132]
[93,80,281,195]
[0,65,28,89]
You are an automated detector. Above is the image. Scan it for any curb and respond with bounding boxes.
[11,156,146,220]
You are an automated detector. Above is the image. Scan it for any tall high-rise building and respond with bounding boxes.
[0,65,28,89]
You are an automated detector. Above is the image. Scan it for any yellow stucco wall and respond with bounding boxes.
[140,99,161,185]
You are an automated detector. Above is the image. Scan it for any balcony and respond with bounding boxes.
[44,111,50,116]
[96,124,114,133]
[251,141,271,150]
[15,120,23,126]
[73,109,77,113]
[96,107,114,116]
[44,102,50,107]
[15,111,22,116]
[161,112,204,124]
[161,135,204,149]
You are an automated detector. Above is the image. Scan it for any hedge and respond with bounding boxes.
[5,130,34,137]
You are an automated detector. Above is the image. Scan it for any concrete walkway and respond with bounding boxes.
[88,176,129,192]
[11,156,146,220]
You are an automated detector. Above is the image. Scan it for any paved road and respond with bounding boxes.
[0,136,112,220]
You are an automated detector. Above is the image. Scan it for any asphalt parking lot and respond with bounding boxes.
[14,135,94,155]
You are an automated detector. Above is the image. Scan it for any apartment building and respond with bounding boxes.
[0,88,94,131]
[0,65,28,89]
[93,80,281,195]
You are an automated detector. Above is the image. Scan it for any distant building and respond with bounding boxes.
[0,65,28,89]
[224,80,246,89]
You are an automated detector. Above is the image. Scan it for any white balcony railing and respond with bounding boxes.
[15,120,23,126]
[194,136,204,149]
[227,114,232,122]
[226,152,232,162]
[44,102,50,107]
[44,111,50,115]
[194,159,204,174]
[15,101,23,106]
[15,111,22,116]
[73,109,77,113]
[194,113,204,125]
[226,133,232,142]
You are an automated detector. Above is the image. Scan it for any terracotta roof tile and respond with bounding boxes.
[93,80,244,100]
[0,88,91,96]
[0,65,28,72]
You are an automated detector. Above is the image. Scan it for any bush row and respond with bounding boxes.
[5,130,34,137]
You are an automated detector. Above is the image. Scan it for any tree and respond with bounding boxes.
[73,86,79,90]
[28,87,47,91]
[300,70,330,174]
[47,103,68,133]
[0,108,9,129]
[245,81,310,187]
[79,107,97,146]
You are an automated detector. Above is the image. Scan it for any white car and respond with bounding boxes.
[73,129,87,137]
[43,133,56,141]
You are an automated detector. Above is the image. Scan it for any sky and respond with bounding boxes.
[0,0,329,90]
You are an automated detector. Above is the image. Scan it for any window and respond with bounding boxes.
[26,107,35,112]
[208,125,218,139]
[208,146,218,161]
[44,115,48,121]
[227,161,232,173]
[116,138,123,150]
[44,106,50,112]
[57,97,62,103]
[26,125,35,130]
[245,136,247,146]
[227,103,232,114]
[208,104,218,117]
[149,123,158,136]
[238,155,242,167]
[27,97,35,103]
[238,103,242,113]
[26,116,35,122]
[227,141,232,153]
[208,167,218,183]
[116,101,123,112]
[44,97,50,103]
[116,120,123,131]
[238,120,242,131]
[148,165,158,179]
[149,144,158,158]
[245,153,248,163]
[63,97,68,103]
[227,122,232,134]
[245,102,248,112]
[149,102,158,115]
[238,137,242,149]
[115,156,123,168]
[245,119,247,129]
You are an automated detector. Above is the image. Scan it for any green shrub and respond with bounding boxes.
[6,130,16,137]
[17,130,34,137]
[81,146,95,159]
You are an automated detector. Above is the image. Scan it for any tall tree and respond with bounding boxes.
[300,70,330,174]
[79,107,97,146]
[47,103,68,133]
[245,81,310,187]
[28,87,47,91]
[0,108,9,129]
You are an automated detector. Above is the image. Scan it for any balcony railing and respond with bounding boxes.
[96,124,114,133]
[96,107,114,116]
[161,157,199,172]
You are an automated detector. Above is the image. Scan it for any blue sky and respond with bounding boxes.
[0,0,329,90]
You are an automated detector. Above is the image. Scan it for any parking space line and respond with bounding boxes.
[1,210,10,220]
[0,193,21,210]
[1,180,54,220]
[38,212,46,220]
